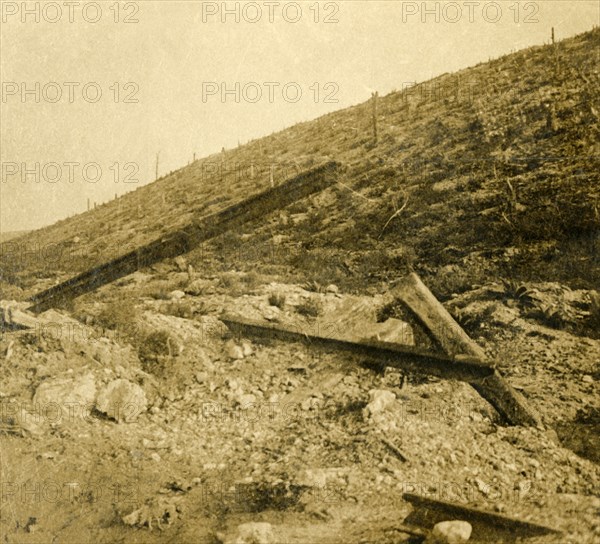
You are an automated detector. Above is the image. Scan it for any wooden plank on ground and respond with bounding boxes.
[27,162,339,313]
[390,273,541,427]
[220,315,495,383]
[403,493,560,537]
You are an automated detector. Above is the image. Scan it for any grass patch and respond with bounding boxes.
[296,298,322,317]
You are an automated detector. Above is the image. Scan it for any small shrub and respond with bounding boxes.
[95,299,139,332]
[160,301,196,319]
[241,271,262,291]
[268,293,286,309]
[149,288,171,300]
[501,279,536,307]
[296,298,322,317]
[302,280,324,293]
[138,329,178,373]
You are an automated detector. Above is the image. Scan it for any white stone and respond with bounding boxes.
[364,389,396,416]
[33,372,97,421]
[169,290,186,300]
[225,340,245,360]
[429,520,472,544]
[96,379,147,423]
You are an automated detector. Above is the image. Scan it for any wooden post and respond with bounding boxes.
[155,152,160,180]
[221,147,225,183]
[371,91,379,143]
[389,273,542,426]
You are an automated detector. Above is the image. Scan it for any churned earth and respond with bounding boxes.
[1,269,599,544]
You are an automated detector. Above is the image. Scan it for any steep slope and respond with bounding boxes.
[1,28,599,299]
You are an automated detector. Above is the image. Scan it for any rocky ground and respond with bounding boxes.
[1,267,599,544]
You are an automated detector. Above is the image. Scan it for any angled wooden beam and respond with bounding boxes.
[221,316,495,383]
[403,493,560,537]
[27,162,340,313]
[390,273,541,427]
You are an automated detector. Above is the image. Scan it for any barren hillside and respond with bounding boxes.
[1,28,599,544]
[2,29,598,300]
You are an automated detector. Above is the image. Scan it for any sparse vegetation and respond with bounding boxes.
[137,329,178,374]
[160,301,198,319]
[95,298,139,333]
[268,293,286,309]
[296,298,322,317]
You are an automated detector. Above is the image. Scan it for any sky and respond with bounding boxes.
[1,0,598,232]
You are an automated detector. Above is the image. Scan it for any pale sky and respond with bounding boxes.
[1,0,598,231]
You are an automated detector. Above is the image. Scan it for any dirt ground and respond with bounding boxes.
[1,270,599,544]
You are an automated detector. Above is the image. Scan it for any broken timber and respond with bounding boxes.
[223,272,541,427]
[403,493,560,537]
[390,273,541,427]
[221,316,495,383]
[27,162,339,313]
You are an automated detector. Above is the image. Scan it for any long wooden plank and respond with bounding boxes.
[27,162,339,313]
[403,493,560,536]
[390,273,541,427]
[221,316,495,382]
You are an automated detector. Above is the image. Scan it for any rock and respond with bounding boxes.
[169,290,186,301]
[174,256,188,272]
[262,306,281,321]
[225,340,245,360]
[33,372,97,421]
[227,522,274,544]
[582,375,593,384]
[325,284,339,294]
[364,389,396,417]
[236,393,257,407]
[428,520,472,544]
[241,341,254,357]
[96,379,147,423]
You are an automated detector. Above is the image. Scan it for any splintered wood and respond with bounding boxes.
[403,492,560,539]
[223,273,541,427]
[389,273,541,427]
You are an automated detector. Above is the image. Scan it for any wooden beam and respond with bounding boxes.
[27,162,339,313]
[390,273,541,427]
[403,493,560,537]
[221,316,495,383]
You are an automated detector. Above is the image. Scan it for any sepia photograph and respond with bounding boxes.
[0,1,599,542]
